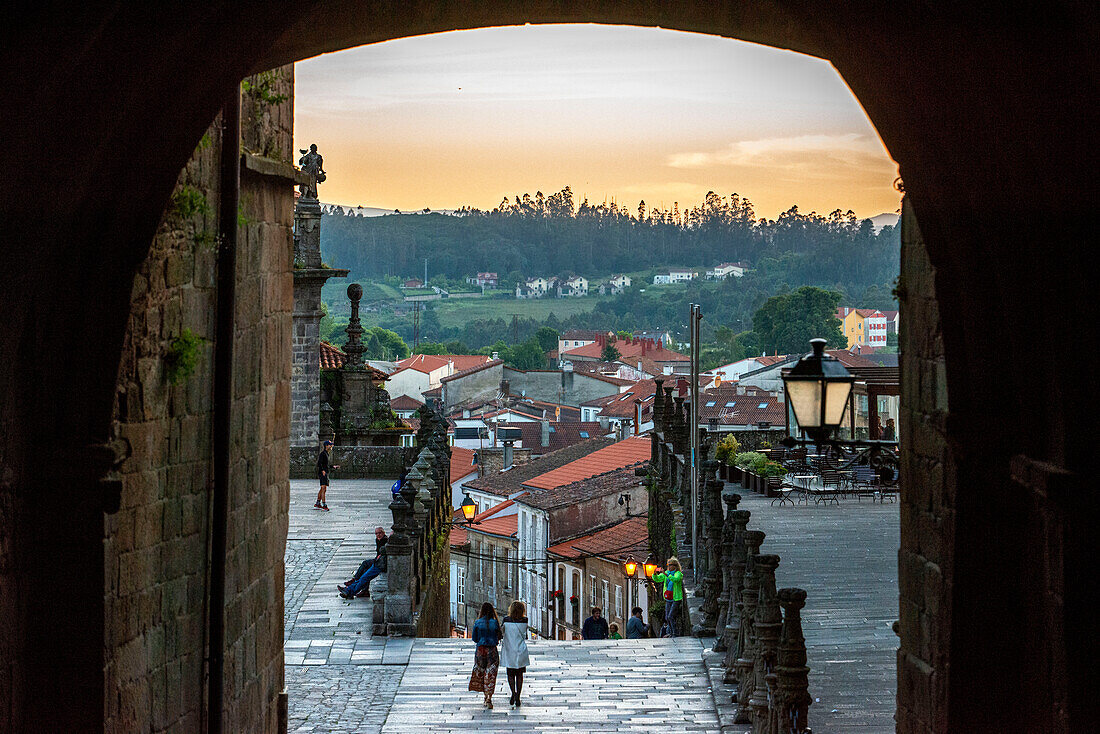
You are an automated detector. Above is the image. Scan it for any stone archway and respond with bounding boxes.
[2,4,1094,732]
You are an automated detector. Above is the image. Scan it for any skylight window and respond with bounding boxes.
[705,401,716,407]
[579,431,589,438]
[725,401,736,408]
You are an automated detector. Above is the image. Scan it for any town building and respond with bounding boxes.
[557,329,611,356]
[557,275,588,297]
[562,334,690,375]
[449,501,519,635]
[548,515,649,639]
[386,353,494,402]
[704,262,749,279]
[652,268,696,284]
[579,379,658,435]
[466,272,498,288]
[838,307,889,348]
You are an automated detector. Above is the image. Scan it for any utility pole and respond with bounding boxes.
[412,300,420,349]
[689,303,703,583]
[423,257,428,287]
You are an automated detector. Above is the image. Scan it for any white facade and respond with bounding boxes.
[516,506,551,638]
[609,274,632,289]
[705,263,746,279]
[385,368,432,402]
[654,270,695,284]
[705,357,764,382]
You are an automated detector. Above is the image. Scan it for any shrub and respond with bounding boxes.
[758,460,787,477]
[734,451,766,470]
[714,434,740,464]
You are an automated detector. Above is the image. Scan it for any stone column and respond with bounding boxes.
[694,461,724,637]
[291,180,348,447]
[722,509,751,673]
[714,493,742,652]
[776,588,812,733]
[384,476,416,636]
[734,530,765,721]
[749,554,781,733]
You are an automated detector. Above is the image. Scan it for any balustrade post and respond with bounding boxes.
[734,530,766,721]
[749,554,781,733]
[776,588,812,733]
[695,461,724,636]
[384,470,416,635]
[722,509,752,676]
[714,493,742,652]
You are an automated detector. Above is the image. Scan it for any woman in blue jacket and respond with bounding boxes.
[468,602,502,708]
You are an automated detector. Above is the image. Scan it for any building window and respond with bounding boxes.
[602,579,609,613]
[490,546,496,589]
[476,540,482,581]
[457,566,466,605]
[589,574,597,607]
[615,585,623,620]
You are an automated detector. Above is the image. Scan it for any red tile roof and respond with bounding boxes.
[470,513,518,539]
[755,355,789,367]
[395,354,451,374]
[596,379,658,419]
[390,394,425,411]
[450,447,478,483]
[446,355,496,372]
[826,350,879,368]
[495,421,610,454]
[547,516,648,562]
[520,466,643,511]
[524,436,651,490]
[320,341,346,369]
[563,337,689,363]
[698,387,787,427]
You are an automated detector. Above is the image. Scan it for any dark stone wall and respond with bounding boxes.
[896,197,954,734]
[290,445,418,479]
[104,67,294,733]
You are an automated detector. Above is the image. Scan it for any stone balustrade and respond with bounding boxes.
[645,379,812,733]
[373,400,452,637]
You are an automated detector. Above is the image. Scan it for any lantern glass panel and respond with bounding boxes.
[824,380,853,427]
[785,376,825,429]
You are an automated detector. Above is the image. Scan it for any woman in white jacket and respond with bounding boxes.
[500,600,531,708]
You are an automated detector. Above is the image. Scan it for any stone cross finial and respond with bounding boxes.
[343,283,365,368]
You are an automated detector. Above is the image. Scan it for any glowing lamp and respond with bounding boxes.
[781,338,854,438]
[623,556,638,579]
[460,493,477,523]
[643,558,658,580]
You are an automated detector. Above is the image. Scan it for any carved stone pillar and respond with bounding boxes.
[652,378,665,431]
[694,462,724,637]
[750,554,782,733]
[714,492,742,652]
[734,530,765,721]
[776,588,812,733]
[722,508,751,674]
[384,476,416,636]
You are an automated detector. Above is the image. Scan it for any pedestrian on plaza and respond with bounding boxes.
[315,440,339,510]
[581,606,609,640]
[609,622,623,640]
[652,557,684,637]
[626,607,647,639]
[469,602,502,709]
[337,527,388,599]
[500,600,531,709]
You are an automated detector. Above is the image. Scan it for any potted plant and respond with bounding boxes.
[714,434,740,481]
[735,452,766,492]
[758,460,788,496]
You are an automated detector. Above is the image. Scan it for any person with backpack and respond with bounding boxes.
[652,557,684,637]
[316,439,339,510]
[469,602,502,708]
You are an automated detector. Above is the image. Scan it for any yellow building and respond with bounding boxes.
[838,307,889,349]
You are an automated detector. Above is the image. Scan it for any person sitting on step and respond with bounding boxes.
[338,527,388,599]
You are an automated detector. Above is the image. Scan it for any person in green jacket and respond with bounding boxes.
[652,557,684,637]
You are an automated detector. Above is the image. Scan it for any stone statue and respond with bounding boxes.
[297,143,326,199]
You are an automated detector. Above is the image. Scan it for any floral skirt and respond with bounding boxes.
[468,645,499,694]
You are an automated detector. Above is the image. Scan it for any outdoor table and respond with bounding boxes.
[789,474,817,504]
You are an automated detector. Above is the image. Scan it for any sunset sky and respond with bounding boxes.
[294,24,900,220]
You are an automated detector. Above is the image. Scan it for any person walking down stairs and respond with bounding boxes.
[469,603,502,709]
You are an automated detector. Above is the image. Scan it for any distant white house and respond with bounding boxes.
[705,262,748,279]
[558,276,588,297]
[653,268,696,285]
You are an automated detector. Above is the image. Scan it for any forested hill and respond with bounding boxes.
[320,187,899,299]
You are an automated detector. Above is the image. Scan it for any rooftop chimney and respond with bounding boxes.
[503,440,514,469]
[541,419,550,448]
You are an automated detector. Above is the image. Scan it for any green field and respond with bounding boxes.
[431,295,605,328]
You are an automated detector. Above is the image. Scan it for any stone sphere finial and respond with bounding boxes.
[347,283,363,302]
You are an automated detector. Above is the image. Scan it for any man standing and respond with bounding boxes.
[581,606,609,640]
[626,607,647,639]
[316,440,339,510]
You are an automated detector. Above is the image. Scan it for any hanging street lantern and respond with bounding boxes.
[643,557,659,581]
[460,493,477,523]
[623,556,638,579]
[781,338,855,444]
